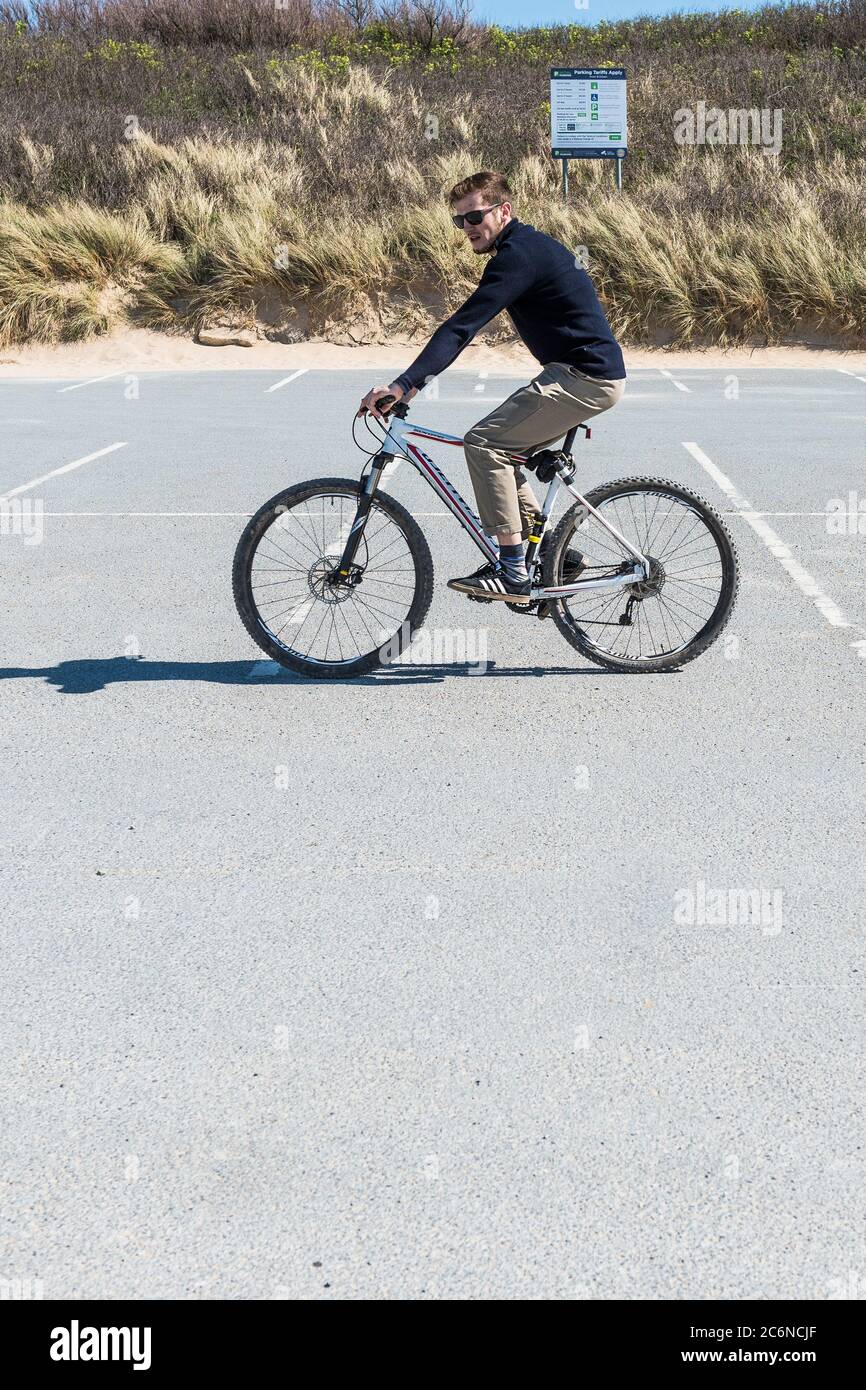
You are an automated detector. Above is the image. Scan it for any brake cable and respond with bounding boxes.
[351,403,404,459]
[351,410,385,458]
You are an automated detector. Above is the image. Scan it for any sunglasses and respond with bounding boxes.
[451,202,502,229]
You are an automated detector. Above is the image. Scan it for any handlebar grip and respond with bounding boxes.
[374,393,396,414]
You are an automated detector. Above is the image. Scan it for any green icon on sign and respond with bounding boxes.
[592,113,599,120]
[591,81,598,88]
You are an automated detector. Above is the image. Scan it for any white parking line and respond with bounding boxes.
[0,443,127,501]
[27,509,851,519]
[264,369,309,393]
[57,371,127,393]
[683,441,853,632]
[659,368,690,393]
[246,660,284,679]
[324,519,355,556]
[835,368,866,384]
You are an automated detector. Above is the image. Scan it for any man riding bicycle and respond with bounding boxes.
[358,170,626,605]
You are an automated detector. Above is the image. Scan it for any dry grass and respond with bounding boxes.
[1,1,865,347]
[3,142,866,348]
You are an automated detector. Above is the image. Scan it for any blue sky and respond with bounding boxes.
[473,1,768,24]
[14,0,773,27]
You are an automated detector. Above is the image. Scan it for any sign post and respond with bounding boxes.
[550,67,627,197]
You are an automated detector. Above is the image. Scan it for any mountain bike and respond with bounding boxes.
[233,395,739,678]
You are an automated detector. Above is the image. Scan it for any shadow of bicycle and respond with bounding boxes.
[0,654,636,694]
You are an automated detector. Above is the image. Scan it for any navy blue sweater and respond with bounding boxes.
[393,219,625,395]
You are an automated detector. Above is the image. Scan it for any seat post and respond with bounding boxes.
[563,422,592,455]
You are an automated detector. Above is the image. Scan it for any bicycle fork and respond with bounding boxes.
[331,454,388,582]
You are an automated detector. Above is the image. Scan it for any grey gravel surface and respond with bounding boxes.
[1,366,864,1300]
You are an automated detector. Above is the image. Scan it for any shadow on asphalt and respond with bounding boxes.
[0,655,633,693]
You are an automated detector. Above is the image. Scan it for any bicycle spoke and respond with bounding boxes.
[337,602,363,658]
[260,528,317,567]
[650,593,689,649]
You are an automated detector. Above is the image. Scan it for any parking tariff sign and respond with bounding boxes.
[551,67,627,159]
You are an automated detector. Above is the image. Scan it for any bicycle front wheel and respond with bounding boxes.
[544,476,739,673]
[233,477,434,678]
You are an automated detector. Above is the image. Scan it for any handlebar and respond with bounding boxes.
[358,392,396,420]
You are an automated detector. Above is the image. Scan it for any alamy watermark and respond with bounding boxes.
[825,1269,866,1299]
[0,1276,44,1299]
[1,497,43,544]
[379,621,488,673]
[826,491,866,535]
[673,879,784,936]
[674,101,782,155]
[50,1322,151,1370]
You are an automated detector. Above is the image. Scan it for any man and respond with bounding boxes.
[358,170,626,604]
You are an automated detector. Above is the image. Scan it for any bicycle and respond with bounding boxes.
[233,394,739,679]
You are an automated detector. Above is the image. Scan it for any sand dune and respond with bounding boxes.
[1,327,864,379]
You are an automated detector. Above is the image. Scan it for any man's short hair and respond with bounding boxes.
[447,171,511,207]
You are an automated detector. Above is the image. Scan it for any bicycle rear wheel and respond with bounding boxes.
[233,477,434,678]
[544,476,739,672]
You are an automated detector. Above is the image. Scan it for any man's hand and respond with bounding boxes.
[357,383,417,421]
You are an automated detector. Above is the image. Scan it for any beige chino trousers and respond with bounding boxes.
[463,362,625,536]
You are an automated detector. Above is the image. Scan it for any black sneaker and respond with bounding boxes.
[446,561,497,589]
[448,563,531,605]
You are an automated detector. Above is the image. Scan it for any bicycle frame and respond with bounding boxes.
[338,410,649,600]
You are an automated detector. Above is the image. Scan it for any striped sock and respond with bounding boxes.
[499,542,528,583]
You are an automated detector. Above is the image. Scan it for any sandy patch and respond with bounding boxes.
[1,327,865,380]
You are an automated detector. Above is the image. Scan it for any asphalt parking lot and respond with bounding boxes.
[2,364,864,1299]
